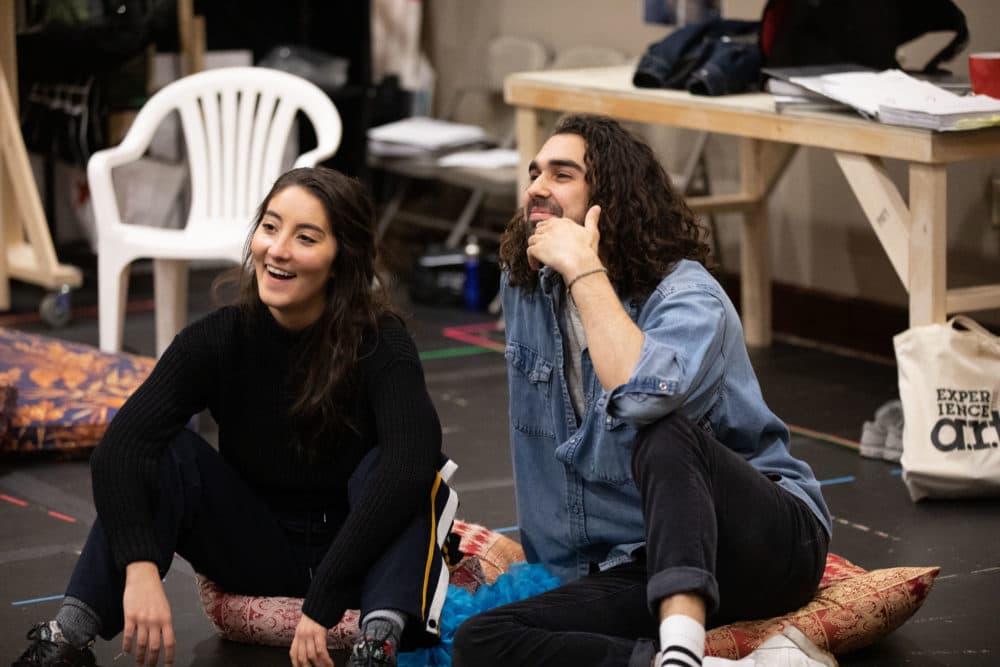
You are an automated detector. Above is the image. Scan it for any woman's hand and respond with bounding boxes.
[290,613,334,667]
[122,561,175,666]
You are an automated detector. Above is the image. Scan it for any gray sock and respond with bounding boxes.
[359,609,405,648]
[54,596,101,648]
[362,609,405,630]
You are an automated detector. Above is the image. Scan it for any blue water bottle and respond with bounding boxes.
[463,235,481,311]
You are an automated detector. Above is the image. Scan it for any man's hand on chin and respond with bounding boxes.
[526,205,602,277]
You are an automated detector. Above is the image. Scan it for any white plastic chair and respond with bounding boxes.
[87,66,342,355]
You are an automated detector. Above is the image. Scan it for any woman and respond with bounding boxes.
[13,167,454,667]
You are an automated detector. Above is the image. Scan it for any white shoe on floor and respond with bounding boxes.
[875,400,904,463]
[702,626,838,667]
[859,419,887,459]
[859,399,904,462]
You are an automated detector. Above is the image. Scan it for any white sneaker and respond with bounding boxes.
[702,626,838,667]
[859,399,904,462]
[859,419,887,459]
[875,400,904,463]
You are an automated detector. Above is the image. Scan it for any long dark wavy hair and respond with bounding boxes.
[226,166,392,442]
[499,114,711,299]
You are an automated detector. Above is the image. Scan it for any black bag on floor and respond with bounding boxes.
[409,246,500,311]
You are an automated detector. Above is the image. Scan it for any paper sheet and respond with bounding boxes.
[367,117,488,150]
[437,148,519,169]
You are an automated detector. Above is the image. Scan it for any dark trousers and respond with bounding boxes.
[66,429,454,644]
[452,413,828,667]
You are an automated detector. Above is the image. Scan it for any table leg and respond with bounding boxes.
[908,163,947,327]
[738,138,776,347]
[833,152,911,288]
[739,202,770,347]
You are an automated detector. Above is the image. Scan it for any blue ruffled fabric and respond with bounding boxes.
[398,561,562,667]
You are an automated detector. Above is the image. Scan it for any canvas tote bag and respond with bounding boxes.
[894,316,1000,501]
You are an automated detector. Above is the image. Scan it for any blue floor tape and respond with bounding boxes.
[11,594,64,606]
[819,475,856,486]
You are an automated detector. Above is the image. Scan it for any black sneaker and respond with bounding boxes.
[11,622,98,667]
[347,620,398,667]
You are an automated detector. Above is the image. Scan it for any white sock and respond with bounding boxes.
[658,614,705,667]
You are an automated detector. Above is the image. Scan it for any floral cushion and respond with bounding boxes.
[197,579,361,650]
[705,553,939,658]
[0,328,154,452]
[196,519,512,648]
[197,529,938,657]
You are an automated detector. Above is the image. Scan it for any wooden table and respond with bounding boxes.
[505,65,1000,346]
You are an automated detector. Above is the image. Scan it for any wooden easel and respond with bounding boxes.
[177,0,206,76]
[0,0,83,311]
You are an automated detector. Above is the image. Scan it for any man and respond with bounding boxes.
[451,115,835,667]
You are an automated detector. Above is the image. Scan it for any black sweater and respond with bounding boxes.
[89,305,442,627]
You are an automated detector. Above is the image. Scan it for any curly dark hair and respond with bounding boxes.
[219,167,393,446]
[499,114,710,299]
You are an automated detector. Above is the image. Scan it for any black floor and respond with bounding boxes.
[1,265,998,666]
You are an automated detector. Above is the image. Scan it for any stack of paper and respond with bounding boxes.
[785,69,1000,131]
[763,64,868,114]
[368,117,490,156]
[768,91,852,114]
[879,91,1000,132]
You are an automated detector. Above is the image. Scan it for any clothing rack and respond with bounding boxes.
[0,0,207,317]
[0,0,83,312]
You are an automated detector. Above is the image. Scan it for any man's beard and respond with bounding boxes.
[525,196,563,231]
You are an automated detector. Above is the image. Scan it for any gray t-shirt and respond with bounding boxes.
[559,290,588,421]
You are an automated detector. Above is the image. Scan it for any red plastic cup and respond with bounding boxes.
[969,52,1000,99]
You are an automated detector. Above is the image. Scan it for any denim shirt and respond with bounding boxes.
[501,260,832,584]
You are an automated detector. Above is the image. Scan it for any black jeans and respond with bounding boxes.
[66,429,453,644]
[452,413,828,667]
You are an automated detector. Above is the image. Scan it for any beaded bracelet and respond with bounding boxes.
[566,266,608,292]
